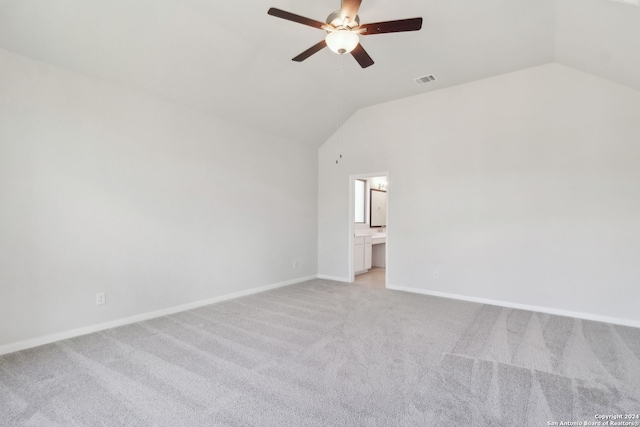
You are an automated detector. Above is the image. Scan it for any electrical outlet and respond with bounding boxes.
[96,292,106,305]
[433,270,439,280]
[292,260,298,270]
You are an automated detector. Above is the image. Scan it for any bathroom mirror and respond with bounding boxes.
[370,189,387,227]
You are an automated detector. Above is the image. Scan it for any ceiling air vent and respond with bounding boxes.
[414,74,437,85]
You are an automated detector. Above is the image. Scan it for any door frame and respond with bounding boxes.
[348,171,389,284]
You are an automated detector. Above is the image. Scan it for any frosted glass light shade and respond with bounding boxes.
[326,30,359,54]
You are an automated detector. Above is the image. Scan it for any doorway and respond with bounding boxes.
[349,173,389,288]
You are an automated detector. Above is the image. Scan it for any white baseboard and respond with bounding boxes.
[386,284,640,329]
[316,274,351,283]
[0,275,316,356]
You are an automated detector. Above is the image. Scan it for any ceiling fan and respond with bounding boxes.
[267,0,422,68]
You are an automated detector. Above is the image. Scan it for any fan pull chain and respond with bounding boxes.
[336,54,344,164]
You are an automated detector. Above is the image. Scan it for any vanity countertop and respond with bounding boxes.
[355,232,386,244]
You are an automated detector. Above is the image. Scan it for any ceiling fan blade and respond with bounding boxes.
[351,43,374,68]
[340,0,362,21]
[361,17,423,35]
[292,40,327,62]
[267,8,327,30]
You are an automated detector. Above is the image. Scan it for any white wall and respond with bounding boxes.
[0,49,318,347]
[319,63,640,324]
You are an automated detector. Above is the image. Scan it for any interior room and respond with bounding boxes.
[1,0,639,425]
[352,175,387,288]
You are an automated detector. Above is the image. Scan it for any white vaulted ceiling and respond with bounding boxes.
[0,0,637,147]
[556,0,640,92]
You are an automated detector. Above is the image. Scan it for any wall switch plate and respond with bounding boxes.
[292,260,298,269]
[433,270,439,279]
[96,292,106,305]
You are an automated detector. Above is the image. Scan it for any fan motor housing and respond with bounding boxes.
[326,10,360,29]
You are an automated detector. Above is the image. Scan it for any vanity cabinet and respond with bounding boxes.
[354,235,372,275]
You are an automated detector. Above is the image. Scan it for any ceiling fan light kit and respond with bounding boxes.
[268,0,422,68]
[326,30,360,54]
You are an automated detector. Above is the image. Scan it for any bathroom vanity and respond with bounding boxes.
[354,232,386,274]
[354,234,372,275]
